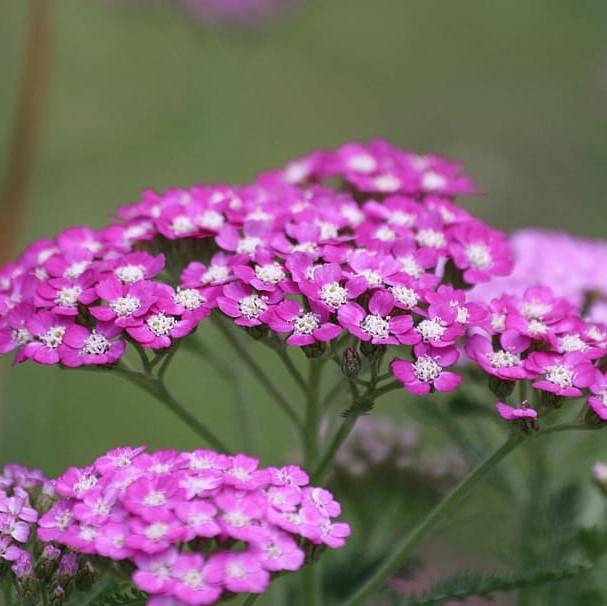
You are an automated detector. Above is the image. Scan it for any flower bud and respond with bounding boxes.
[488,375,515,400]
[58,553,79,578]
[359,341,386,361]
[50,585,66,606]
[75,560,96,591]
[341,346,361,378]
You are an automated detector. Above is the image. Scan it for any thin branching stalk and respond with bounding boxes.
[212,316,302,430]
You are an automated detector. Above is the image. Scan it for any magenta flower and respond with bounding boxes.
[338,291,415,345]
[588,374,607,421]
[465,334,530,381]
[0,303,36,361]
[60,322,125,367]
[495,402,538,421]
[525,352,596,397]
[391,344,462,395]
[91,277,158,327]
[263,300,342,346]
[217,281,279,327]
[21,312,74,365]
[449,222,513,284]
[181,253,235,288]
[101,251,165,284]
[133,548,179,594]
[126,310,197,350]
[170,552,222,605]
[206,551,270,594]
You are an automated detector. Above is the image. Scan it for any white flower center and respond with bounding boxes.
[255,263,285,285]
[146,313,177,337]
[361,314,390,339]
[291,242,318,254]
[171,216,195,236]
[40,326,66,349]
[74,474,97,495]
[12,328,33,346]
[360,269,383,286]
[528,319,549,336]
[293,312,320,335]
[491,313,506,332]
[197,210,224,230]
[416,229,446,249]
[55,286,82,308]
[545,364,574,389]
[224,512,249,527]
[227,563,246,579]
[111,295,141,317]
[558,334,587,353]
[173,288,203,311]
[390,286,418,309]
[342,206,364,226]
[239,295,267,319]
[151,563,170,580]
[56,512,72,530]
[82,331,111,356]
[400,256,424,278]
[145,522,168,540]
[372,174,401,192]
[320,282,348,308]
[64,261,89,279]
[115,265,145,283]
[237,237,262,255]
[183,570,204,589]
[465,244,492,269]
[374,226,397,242]
[143,491,166,507]
[520,301,552,318]
[317,222,339,240]
[415,318,447,343]
[488,350,521,368]
[202,265,230,285]
[265,544,283,559]
[388,211,415,227]
[413,355,442,383]
[456,306,469,324]
[421,171,447,191]
[347,153,376,173]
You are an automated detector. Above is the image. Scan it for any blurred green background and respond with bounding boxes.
[2,1,607,601]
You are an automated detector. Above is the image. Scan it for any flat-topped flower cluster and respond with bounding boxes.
[39,446,348,605]
[1,140,607,424]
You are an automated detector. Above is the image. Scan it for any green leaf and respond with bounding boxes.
[72,581,148,606]
[388,564,586,606]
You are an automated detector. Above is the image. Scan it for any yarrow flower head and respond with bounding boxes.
[39,446,350,604]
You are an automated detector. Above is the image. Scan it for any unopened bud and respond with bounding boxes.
[360,341,386,361]
[488,375,515,400]
[341,346,361,378]
[75,560,96,591]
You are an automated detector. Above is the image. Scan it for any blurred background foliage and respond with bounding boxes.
[2,1,607,603]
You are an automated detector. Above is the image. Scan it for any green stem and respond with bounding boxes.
[301,561,322,606]
[313,414,356,483]
[116,366,230,452]
[185,336,255,451]
[213,317,302,430]
[343,432,526,605]
[242,595,260,606]
[372,380,402,399]
[274,346,307,393]
[304,359,323,470]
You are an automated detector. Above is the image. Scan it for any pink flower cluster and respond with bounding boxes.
[0,464,49,578]
[0,140,513,397]
[39,446,350,605]
[472,229,607,323]
[466,285,607,423]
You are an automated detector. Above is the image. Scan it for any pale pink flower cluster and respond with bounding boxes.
[39,446,350,605]
[472,229,607,322]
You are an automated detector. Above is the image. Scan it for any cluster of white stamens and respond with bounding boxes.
[361,314,390,339]
[54,286,82,308]
[146,313,177,337]
[390,286,419,309]
[293,312,320,335]
[237,237,262,255]
[111,295,141,317]
[40,326,66,349]
[413,355,442,383]
[488,350,521,368]
[239,295,267,319]
[82,331,111,356]
[115,264,145,283]
[545,364,574,389]
[415,318,447,342]
[171,216,195,236]
[416,228,446,249]
[202,265,230,285]
[255,263,286,285]
[173,288,204,311]
[465,243,492,269]
[320,282,348,308]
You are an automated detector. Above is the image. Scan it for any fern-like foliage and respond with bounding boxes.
[388,564,586,606]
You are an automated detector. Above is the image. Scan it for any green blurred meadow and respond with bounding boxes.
[2,1,607,602]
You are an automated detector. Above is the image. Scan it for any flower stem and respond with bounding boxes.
[115,366,230,453]
[302,561,322,606]
[304,359,323,470]
[1,0,53,263]
[343,432,526,605]
[212,316,302,430]
[313,414,356,484]
[242,595,260,606]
